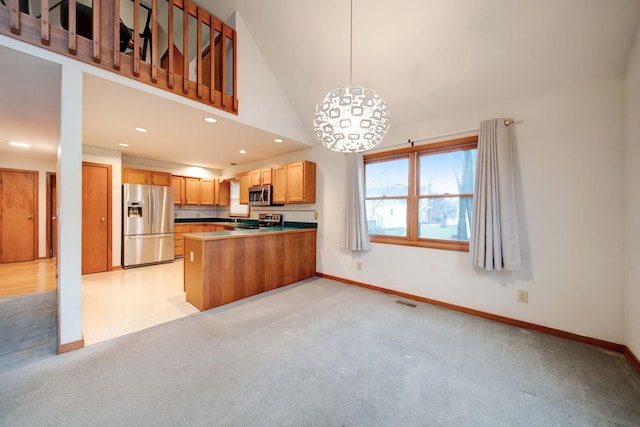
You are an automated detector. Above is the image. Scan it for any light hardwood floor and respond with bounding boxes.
[0,259,57,297]
[1,259,198,346]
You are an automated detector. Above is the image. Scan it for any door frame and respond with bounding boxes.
[82,162,113,272]
[0,168,38,262]
[46,172,56,259]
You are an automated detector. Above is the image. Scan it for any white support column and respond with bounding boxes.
[58,62,84,349]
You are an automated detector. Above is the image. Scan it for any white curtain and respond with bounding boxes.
[339,153,371,251]
[470,118,521,271]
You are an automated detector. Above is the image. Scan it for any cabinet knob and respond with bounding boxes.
[100,217,105,222]
[27,215,33,220]
[51,216,57,220]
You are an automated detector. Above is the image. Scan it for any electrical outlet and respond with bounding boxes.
[196,212,201,218]
[517,290,528,303]
[190,251,194,262]
[356,262,362,270]
[314,211,319,220]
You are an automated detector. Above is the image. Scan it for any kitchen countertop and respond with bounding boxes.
[184,227,316,241]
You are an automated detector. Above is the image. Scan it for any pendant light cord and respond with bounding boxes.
[349,0,353,85]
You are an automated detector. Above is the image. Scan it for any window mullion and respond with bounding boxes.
[408,152,418,241]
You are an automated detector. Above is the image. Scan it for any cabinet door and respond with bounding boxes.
[199,179,215,205]
[150,172,171,186]
[185,178,200,205]
[171,176,185,205]
[250,170,262,187]
[217,180,230,206]
[123,168,148,184]
[287,162,305,203]
[239,172,251,204]
[174,224,191,258]
[261,168,272,185]
[272,166,287,204]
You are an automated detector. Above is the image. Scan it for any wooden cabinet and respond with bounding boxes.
[217,180,230,206]
[250,170,261,187]
[272,166,287,204]
[172,176,185,205]
[174,223,192,257]
[249,168,272,187]
[239,172,251,204]
[123,168,171,186]
[185,178,199,205]
[261,168,272,185]
[272,161,316,204]
[199,178,215,205]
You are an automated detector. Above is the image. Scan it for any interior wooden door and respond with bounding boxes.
[0,169,38,263]
[82,163,112,274]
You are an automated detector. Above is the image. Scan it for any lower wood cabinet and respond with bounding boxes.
[174,223,227,257]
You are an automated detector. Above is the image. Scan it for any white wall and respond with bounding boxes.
[234,75,627,344]
[624,25,640,357]
[0,152,56,258]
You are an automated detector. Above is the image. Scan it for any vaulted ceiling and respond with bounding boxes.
[1,0,639,168]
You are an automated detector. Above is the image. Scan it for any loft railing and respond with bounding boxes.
[0,0,238,114]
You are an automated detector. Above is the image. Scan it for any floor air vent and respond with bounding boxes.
[396,300,417,308]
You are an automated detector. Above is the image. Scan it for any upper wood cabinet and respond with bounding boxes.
[217,180,231,206]
[249,168,272,187]
[172,176,186,205]
[239,172,251,204]
[272,161,316,204]
[123,168,171,186]
[261,168,273,185]
[199,178,216,206]
[185,178,200,205]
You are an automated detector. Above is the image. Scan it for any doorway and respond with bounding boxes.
[82,162,112,274]
[46,172,58,259]
[0,168,38,263]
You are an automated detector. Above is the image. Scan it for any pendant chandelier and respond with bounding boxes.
[313,0,391,153]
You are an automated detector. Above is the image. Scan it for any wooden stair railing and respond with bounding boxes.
[0,0,238,114]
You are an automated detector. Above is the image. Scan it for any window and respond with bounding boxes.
[364,135,477,251]
[229,181,249,217]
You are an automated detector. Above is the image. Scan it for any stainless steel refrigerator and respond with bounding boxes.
[122,184,174,268]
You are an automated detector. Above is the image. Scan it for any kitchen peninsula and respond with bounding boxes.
[183,226,316,311]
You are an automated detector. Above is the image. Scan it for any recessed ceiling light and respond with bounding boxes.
[238,149,247,154]
[9,141,30,148]
[274,138,284,143]
[134,127,148,133]
[119,143,130,147]
[204,117,217,123]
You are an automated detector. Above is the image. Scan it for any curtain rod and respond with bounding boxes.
[367,118,516,153]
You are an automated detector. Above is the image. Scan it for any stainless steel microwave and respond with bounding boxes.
[248,185,272,206]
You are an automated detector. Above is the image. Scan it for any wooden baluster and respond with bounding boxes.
[167,0,174,89]
[41,0,50,45]
[133,0,140,76]
[68,0,77,54]
[209,17,215,104]
[196,8,202,99]
[182,0,189,94]
[92,0,100,62]
[220,24,227,109]
[9,0,19,35]
[113,0,120,70]
[231,27,237,112]
[151,0,158,82]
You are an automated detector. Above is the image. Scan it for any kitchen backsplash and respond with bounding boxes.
[174,206,317,223]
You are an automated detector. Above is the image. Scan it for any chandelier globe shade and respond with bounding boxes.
[313,84,391,153]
